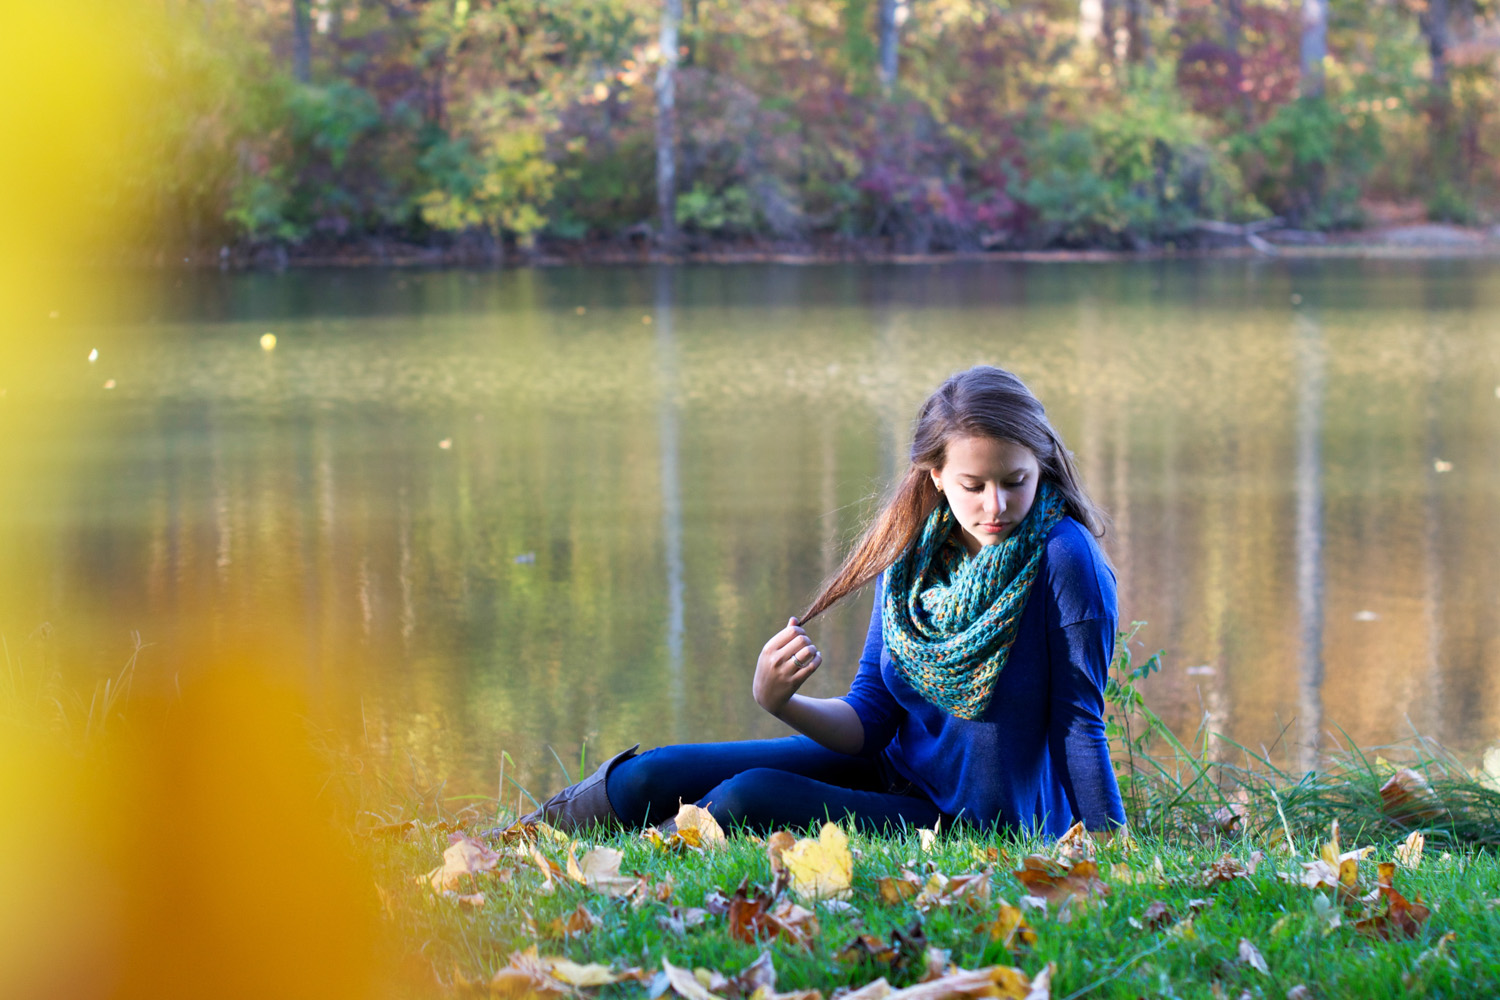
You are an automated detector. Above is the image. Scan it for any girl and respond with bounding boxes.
[518,366,1125,837]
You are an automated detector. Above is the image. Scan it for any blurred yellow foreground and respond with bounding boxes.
[0,7,384,997]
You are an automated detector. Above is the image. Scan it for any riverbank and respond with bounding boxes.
[176,222,1500,271]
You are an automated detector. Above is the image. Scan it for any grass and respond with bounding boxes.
[10,627,1500,998]
[361,810,1499,999]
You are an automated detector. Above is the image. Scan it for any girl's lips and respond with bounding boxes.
[980,522,1009,533]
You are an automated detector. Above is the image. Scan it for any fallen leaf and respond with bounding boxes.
[568,846,640,896]
[918,828,938,852]
[1209,800,1246,837]
[1286,987,1310,1000]
[548,959,648,988]
[1417,931,1458,969]
[1138,901,1173,931]
[722,878,821,949]
[676,803,728,847]
[837,921,929,973]
[1055,822,1094,861]
[663,959,726,1000]
[877,873,922,905]
[728,952,778,998]
[1109,856,1165,886]
[1380,769,1446,824]
[546,903,600,938]
[782,823,854,901]
[977,900,1037,950]
[1354,872,1432,941]
[768,831,797,875]
[1200,851,1263,886]
[1012,856,1110,909]
[1237,938,1269,976]
[915,871,992,913]
[427,835,503,892]
[449,891,486,907]
[1396,830,1425,870]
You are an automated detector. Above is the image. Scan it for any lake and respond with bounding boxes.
[3,258,1498,798]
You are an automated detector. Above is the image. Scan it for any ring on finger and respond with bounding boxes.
[793,651,811,667]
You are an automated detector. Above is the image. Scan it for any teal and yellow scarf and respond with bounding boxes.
[882,482,1067,720]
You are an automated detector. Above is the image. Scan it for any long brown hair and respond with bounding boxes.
[800,365,1107,622]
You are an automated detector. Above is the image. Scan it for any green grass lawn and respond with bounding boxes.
[365,811,1499,999]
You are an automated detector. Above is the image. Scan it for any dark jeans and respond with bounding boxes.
[604,736,943,834]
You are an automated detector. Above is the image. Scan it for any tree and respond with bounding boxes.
[877,0,901,93]
[656,0,682,246]
[1300,0,1326,98]
[292,0,312,83]
[1124,0,1151,67]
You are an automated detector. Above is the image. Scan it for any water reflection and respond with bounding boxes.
[1294,312,1325,774]
[4,260,1500,796]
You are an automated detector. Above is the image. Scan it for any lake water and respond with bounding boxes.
[3,259,1499,797]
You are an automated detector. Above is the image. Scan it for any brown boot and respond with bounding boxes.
[515,744,640,834]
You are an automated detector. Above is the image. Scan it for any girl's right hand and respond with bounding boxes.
[752,617,822,716]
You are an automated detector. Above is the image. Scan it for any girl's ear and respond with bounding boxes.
[929,468,943,492]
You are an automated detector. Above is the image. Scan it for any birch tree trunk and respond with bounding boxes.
[1300,0,1327,98]
[877,0,900,94]
[656,0,682,247]
[292,0,312,84]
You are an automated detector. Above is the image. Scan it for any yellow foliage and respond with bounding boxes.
[782,823,854,901]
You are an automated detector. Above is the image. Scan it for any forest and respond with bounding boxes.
[123,1,1500,258]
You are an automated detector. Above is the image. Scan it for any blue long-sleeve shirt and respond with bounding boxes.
[841,517,1126,836]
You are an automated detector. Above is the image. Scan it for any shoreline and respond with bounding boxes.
[164,222,1500,271]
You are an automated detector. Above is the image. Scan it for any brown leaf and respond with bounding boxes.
[449,891,486,908]
[1380,768,1446,824]
[1200,851,1263,886]
[768,831,797,875]
[723,878,821,949]
[428,835,503,892]
[1139,900,1173,931]
[1354,879,1432,940]
[1012,856,1110,909]
[977,900,1037,950]
[1210,801,1246,837]
[545,903,600,938]
[837,921,929,973]
[878,873,922,905]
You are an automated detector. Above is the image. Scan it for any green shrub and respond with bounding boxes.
[1012,85,1262,247]
[1232,96,1382,229]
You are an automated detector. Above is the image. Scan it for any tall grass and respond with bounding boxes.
[1105,629,1500,847]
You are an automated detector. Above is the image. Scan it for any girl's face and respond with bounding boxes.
[930,436,1041,556]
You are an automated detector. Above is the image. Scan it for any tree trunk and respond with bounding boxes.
[656,0,683,248]
[1100,0,1119,63]
[1221,0,1241,59]
[1078,0,1104,49]
[1299,0,1327,98]
[1124,0,1152,67]
[1425,0,1451,99]
[877,0,900,94]
[292,0,312,83]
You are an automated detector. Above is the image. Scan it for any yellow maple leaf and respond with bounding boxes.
[782,822,853,901]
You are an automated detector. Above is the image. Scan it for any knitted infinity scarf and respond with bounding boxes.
[882,482,1067,720]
